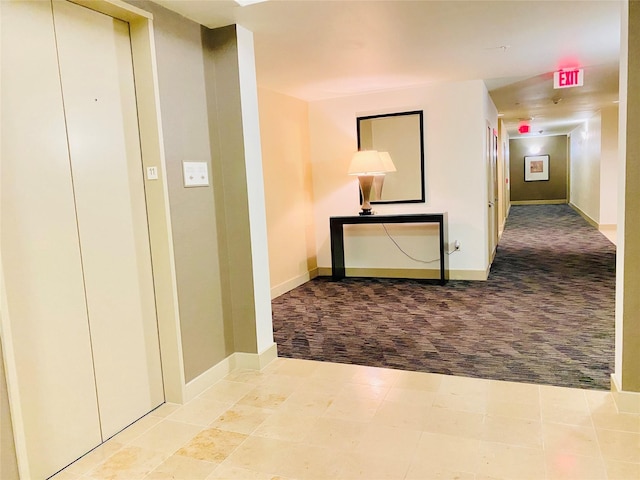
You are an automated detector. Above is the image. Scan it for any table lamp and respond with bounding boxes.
[373,151,396,200]
[348,150,389,215]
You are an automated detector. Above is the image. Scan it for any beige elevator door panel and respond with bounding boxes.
[0,1,102,478]
[52,1,164,438]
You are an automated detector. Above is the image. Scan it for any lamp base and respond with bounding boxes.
[357,175,375,217]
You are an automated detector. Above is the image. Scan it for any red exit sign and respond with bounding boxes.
[554,69,584,89]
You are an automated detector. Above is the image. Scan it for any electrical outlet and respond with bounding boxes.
[454,240,461,250]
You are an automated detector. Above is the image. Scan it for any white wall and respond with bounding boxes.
[569,107,619,226]
[309,80,494,279]
[600,105,619,225]
[615,1,629,388]
[570,114,602,222]
[235,25,274,353]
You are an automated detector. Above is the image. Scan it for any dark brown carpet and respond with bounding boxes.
[272,205,616,390]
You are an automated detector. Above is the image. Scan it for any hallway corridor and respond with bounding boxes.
[272,205,616,389]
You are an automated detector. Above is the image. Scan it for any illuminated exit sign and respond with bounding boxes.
[554,69,584,89]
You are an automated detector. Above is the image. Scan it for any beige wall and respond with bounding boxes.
[132,1,231,382]
[203,25,274,354]
[128,2,275,377]
[0,342,19,480]
[509,135,568,202]
[258,88,317,298]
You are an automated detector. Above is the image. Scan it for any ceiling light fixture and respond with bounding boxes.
[234,0,268,6]
[486,45,511,52]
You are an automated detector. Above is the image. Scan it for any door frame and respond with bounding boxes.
[0,1,185,477]
[486,122,499,265]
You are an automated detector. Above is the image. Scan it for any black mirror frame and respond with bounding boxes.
[356,110,425,204]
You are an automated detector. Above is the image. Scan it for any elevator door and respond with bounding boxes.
[52,0,164,440]
[1,1,163,477]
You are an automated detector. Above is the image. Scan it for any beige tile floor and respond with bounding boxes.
[599,226,616,246]
[52,358,640,480]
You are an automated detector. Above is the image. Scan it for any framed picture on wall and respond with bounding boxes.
[524,155,549,181]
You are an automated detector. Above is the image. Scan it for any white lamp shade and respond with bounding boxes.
[348,150,387,175]
[378,151,396,173]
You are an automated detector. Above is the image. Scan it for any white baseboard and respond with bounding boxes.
[611,374,640,414]
[234,342,278,370]
[345,267,442,279]
[449,269,488,280]
[271,269,319,299]
[184,343,278,402]
[316,267,487,281]
[184,356,233,402]
[568,203,598,227]
[511,199,567,205]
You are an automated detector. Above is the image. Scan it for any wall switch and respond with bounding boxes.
[183,161,209,187]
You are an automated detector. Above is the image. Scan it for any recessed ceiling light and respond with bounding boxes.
[485,45,511,52]
[234,0,268,6]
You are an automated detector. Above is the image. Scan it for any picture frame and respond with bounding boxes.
[524,155,549,182]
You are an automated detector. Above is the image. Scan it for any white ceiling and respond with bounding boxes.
[154,0,621,137]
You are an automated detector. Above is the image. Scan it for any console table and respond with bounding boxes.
[330,213,448,285]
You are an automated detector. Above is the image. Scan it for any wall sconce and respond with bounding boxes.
[348,150,395,215]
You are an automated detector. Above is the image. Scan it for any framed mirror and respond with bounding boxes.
[357,110,425,204]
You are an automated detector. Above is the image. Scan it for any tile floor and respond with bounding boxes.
[52,358,640,480]
[599,226,617,246]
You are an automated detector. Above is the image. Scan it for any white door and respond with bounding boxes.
[1,1,163,477]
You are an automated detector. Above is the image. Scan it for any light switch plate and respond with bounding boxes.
[183,161,209,187]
